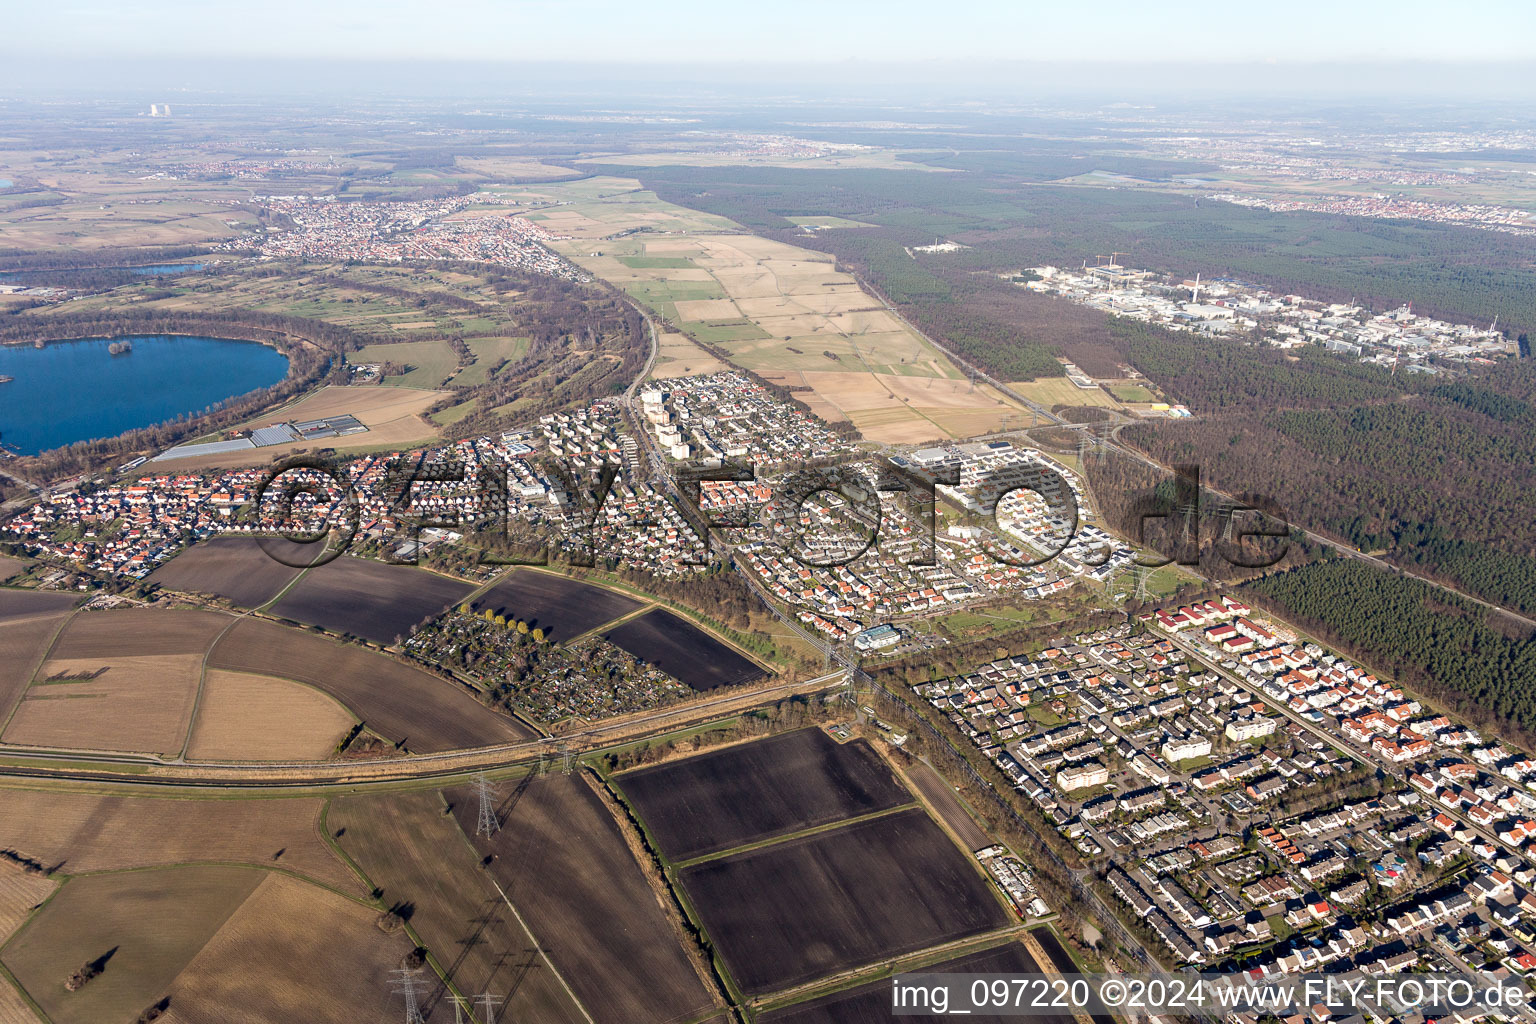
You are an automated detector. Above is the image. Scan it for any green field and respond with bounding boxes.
[788,215,875,229]
[352,340,461,389]
[683,319,772,343]
[617,256,698,269]
[1110,384,1157,402]
[450,336,530,386]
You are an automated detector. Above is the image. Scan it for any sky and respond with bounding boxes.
[5,0,1535,65]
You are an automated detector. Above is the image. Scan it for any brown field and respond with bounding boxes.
[0,868,57,948]
[0,980,40,1024]
[0,197,250,251]
[674,298,742,321]
[451,772,718,1023]
[0,613,72,725]
[619,728,913,862]
[2,866,263,1024]
[162,386,449,469]
[159,873,411,1024]
[0,789,362,896]
[679,808,1011,995]
[269,558,474,645]
[0,558,29,584]
[329,791,589,1024]
[649,330,728,379]
[792,371,1024,443]
[0,591,77,623]
[4,653,202,755]
[902,761,992,853]
[455,156,579,179]
[146,539,308,607]
[208,618,529,753]
[762,941,1053,1024]
[47,608,233,660]
[185,670,356,762]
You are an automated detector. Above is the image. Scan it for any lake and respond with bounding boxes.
[0,335,290,455]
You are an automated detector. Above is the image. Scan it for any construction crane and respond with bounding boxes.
[1109,252,1129,268]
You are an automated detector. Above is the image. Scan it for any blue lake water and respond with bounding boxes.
[0,335,290,455]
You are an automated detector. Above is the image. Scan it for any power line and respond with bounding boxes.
[390,968,428,1024]
[474,772,501,838]
[475,993,505,1024]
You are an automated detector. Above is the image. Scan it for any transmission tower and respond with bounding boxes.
[559,744,575,775]
[473,772,500,838]
[451,994,471,1024]
[390,968,428,1024]
[475,992,505,1024]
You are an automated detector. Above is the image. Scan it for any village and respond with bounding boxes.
[227,193,588,280]
[918,592,1536,990]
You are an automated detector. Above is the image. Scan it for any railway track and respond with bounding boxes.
[0,671,846,791]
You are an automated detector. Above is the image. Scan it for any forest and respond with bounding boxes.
[622,163,1536,337]
[1118,342,1536,616]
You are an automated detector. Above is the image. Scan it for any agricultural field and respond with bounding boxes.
[602,609,766,691]
[0,866,58,951]
[146,538,308,607]
[46,608,232,661]
[268,557,474,646]
[156,873,411,1024]
[2,865,264,1024]
[899,760,993,853]
[451,772,721,1023]
[761,941,1050,1024]
[0,194,253,251]
[0,557,29,583]
[352,339,460,389]
[619,728,914,861]
[0,590,77,622]
[470,568,642,643]
[648,330,729,379]
[4,652,202,755]
[327,790,589,1024]
[0,789,362,896]
[449,335,530,386]
[184,670,356,762]
[679,807,1011,995]
[208,617,530,751]
[1009,377,1120,410]
[520,177,1027,443]
[2,608,233,755]
[0,610,73,726]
